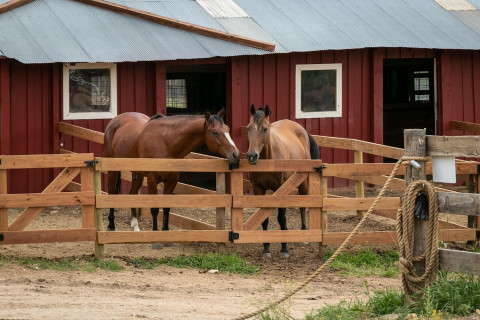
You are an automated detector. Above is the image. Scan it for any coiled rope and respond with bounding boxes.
[234,156,434,320]
[396,179,439,295]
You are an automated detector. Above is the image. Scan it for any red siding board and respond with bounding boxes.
[263,55,277,122]
[319,51,334,166]
[474,51,480,124]
[248,55,264,108]
[276,54,290,121]
[289,52,306,128]
[305,51,321,134]
[462,52,474,127]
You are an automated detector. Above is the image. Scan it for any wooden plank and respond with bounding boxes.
[74,0,275,51]
[96,158,231,172]
[97,230,230,244]
[0,228,96,244]
[354,150,365,217]
[323,163,406,176]
[323,231,398,245]
[0,170,7,231]
[93,170,104,258]
[0,191,95,208]
[451,120,480,134]
[233,159,323,173]
[58,122,104,144]
[437,192,480,216]
[439,248,480,275]
[0,153,94,169]
[185,152,223,160]
[230,172,244,231]
[312,135,404,159]
[233,230,323,243]
[216,172,226,251]
[427,135,480,157]
[96,194,231,208]
[439,228,476,242]
[323,197,400,210]
[242,173,309,231]
[81,167,95,228]
[0,0,35,14]
[340,174,406,190]
[233,195,321,208]
[308,172,322,230]
[9,167,81,231]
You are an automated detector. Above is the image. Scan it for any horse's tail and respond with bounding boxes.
[308,133,320,159]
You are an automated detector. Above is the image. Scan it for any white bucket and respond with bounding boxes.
[432,156,456,183]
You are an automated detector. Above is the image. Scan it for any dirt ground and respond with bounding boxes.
[0,187,471,320]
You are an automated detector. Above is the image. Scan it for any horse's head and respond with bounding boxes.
[246,104,271,165]
[204,109,240,168]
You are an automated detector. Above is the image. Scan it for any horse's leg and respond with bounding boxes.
[157,175,178,248]
[129,173,144,231]
[107,171,121,231]
[298,181,308,230]
[278,208,290,258]
[261,217,271,258]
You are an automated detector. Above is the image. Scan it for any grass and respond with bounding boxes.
[12,257,124,272]
[322,247,400,278]
[303,271,480,320]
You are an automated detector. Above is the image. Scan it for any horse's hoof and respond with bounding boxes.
[107,227,115,231]
[262,252,272,259]
[163,243,174,247]
[133,227,141,232]
[151,243,163,250]
[280,252,290,259]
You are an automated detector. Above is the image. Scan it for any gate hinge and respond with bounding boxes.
[85,160,98,167]
[314,165,327,174]
[0,234,3,242]
[229,231,239,242]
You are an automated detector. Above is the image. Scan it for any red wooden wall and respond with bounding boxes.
[1,48,480,192]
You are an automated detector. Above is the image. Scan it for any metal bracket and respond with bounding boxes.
[229,231,239,242]
[314,165,326,174]
[84,160,98,167]
[0,234,3,242]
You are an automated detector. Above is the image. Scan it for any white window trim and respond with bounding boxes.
[63,63,117,120]
[295,63,342,119]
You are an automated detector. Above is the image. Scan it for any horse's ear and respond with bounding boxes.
[217,108,225,118]
[205,111,211,122]
[264,105,271,117]
[250,104,256,115]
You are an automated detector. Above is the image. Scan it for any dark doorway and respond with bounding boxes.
[166,64,227,190]
[383,59,435,150]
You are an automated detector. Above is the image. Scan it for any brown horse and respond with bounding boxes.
[103,110,240,233]
[246,104,320,258]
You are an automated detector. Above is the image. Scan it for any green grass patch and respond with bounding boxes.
[305,271,480,320]
[17,257,78,271]
[322,248,400,278]
[84,258,124,272]
[159,253,258,275]
[0,257,6,268]
[131,257,161,269]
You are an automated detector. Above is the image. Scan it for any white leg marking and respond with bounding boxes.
[131,217,140,232]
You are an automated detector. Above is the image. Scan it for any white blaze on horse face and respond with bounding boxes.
[131,217,140,232]
[224,132,239,153]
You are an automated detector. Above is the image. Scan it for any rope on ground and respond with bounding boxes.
[396,179,439,296]
[233,156,428,320]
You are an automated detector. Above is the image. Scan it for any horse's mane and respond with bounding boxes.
[253,108,266,125]
[149,113,166,121]
[204,114,225,130]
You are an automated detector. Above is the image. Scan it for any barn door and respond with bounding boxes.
[383,59,436,150]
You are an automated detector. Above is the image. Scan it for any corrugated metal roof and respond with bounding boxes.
[1,0,480,64]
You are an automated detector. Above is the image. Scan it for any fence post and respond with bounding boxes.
[308,171,322,253]
[354,150,365,218]
[230,171,243,232]
[93,168,104,259]
[404,129,427,285]
[81,166,95,228]
[0,169,7,231]
[216,172,226,252]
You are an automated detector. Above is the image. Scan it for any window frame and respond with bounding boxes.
[62,63,117,120]
[295,63,342,119]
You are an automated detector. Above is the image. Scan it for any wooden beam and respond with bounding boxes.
[0,153,94,169]
[232,159,323,173]
[323,197,400,210]
[96,194,231,208]
[0,228,96,244]
[0,191,95,208]
[437,192,480,216]
[0,170,7,231]
[233,195,321,208]
[439,248,480,275]
[0,0,35,14]
[59,122,104,144]
[427,135,480,157]
[96,158,231,172]
[451,120,480,134]
[97,230,229,244]
[233,230,323,243]
[74,0,276,52]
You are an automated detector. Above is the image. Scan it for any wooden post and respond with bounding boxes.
[216,172,226,252]
[354,150,365,218]
[93,169,104,259]
[0,169,8,231]
[404,129,427,285]
[81,167,95,228]
[230,171,244,232]
[308,171,322,254]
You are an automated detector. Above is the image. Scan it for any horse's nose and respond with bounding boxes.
[246,151,258,165]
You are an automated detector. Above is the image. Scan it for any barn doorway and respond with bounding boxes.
[166,64,227,190]
[383,59,436,150]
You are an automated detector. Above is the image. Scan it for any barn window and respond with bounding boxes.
[63,63,117,120]
[166,79,187,109]
[295,63,342,119]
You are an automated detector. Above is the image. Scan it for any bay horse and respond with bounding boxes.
[246,104,320,258]
[103,110,240,233]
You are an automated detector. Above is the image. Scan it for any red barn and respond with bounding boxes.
[1,0,480,192]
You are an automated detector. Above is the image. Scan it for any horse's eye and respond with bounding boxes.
[263,127,268,132]
[212,131,218,136]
